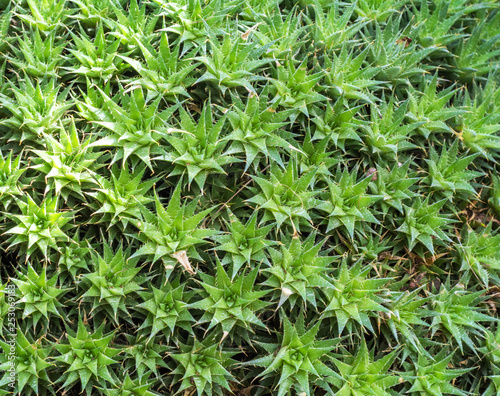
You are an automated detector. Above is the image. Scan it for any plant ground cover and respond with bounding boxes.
[0,0,500,394]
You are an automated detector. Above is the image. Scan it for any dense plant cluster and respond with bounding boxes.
[0,0,499,394]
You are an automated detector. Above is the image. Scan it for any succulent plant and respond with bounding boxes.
[261,234,335,310]
[395,197,455,255]
[64,23,129,82]
[316,166,381,239]
[422,138,482,200]
[246,161,319,233]
[0,76,73,143]
[329,338,402,395]
[245,315,340,396]
[213,209,274,278]
[12,264,69,330]
[223,92,292,171]
[0,150,24,210]
[456,222,500,286]
[121,334,169,381]
[454,79,500,160]
[170,336,237,396]
[0,330,53,395]
[190,260,269,341]
[269,58,327,123]
[15,0,72,35]
[79,243,145,323]
[78,85,177,170]
[30,118,101,202]
[401,349,472,396]
[321,258,391,335]
[86,164,157,239]
[4,194,74,261]
[6,29,65,78]
[53,318,120,395]
[193,31,272,95]
[135,276,195,342]
[131,182,217,274]
[429,282,496,351]
[119,33,197,101]
[155,102,239,193]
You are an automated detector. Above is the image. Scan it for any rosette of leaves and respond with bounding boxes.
[119,34,198,101]
[368,160,419,216]
[86,164,157,240]
[245,315,340,396]
[3,194,74,261]
[364,17,434,88]
[15,0,72,35]
[135,276,195,342]
[131,182,217,273]
[213,209,274,279]
[454,79,500,160]
[169,336,237,396]
[252,8,307,59]
[53,318,120,395]
[379,286,434,356]
[64,23,129,82]
[0,330,53,395]
[155,0,232,55]
[193,31,273,94]
[269,58,327,123]
[395,196,455,255]
[316,166,381,239]
[246,161,319,232]
[12,264,69,330]
[358,97,424,158]
[310,100,362,152]
[30,119,102,202]
[308,2,364,51]
[298,130,341,179]
[422,139,482,200]
[450,18,500,82]
[0,76,73,143]
[321,259,392,335]
[155,103,239,193]
[103,0,158,50]
[321,46,382,104]
[79,243,146,323]
[6,29,65,78]
[456,222,500,287]
[401,349,472,395]
[190,260,268,341]
[355,234,393,261]
[79,85,177,169]
[97,373,161,396]
[121,334,169,381]
[0,150,24,210]
[411,0,465,51]
[429,282,496,351]
[261,234,335,310]
[328,338,402,396]
[223,92,292,171]
[405,74,464,139]
[55,234,91,283]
